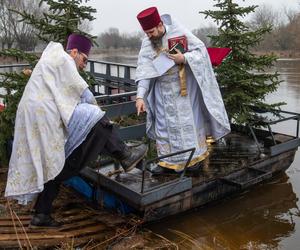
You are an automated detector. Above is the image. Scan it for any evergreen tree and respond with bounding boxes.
[0,0,97,165]
[0,50,38,165]
[201,0,285,124]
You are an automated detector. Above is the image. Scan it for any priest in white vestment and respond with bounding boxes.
[5,34,147,227]
[135,7,231,173]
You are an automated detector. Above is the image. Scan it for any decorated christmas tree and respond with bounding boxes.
[201,0,285,124]
[0,0,97,165]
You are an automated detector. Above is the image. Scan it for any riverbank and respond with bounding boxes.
[0,167,178,249]
[1,49,300,65]
[254,50,300,59]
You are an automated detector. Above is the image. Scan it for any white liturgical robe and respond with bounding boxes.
[5,42,89,203]
[136,14,231,170]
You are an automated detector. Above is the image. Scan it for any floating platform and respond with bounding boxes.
[65,94,300,222]
[76,124,300,222]
[77,129,299,221]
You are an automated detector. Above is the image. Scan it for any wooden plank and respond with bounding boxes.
[57,220,106,232]
[0,215,31,221]
[0,231,112,248]
[0,224,106,241]
[0,218,30,226]
[0,219,105,234]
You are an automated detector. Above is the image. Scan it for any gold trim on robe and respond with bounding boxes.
[179,64,187,96]
[158,151,209,171]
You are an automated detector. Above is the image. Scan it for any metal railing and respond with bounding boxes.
[88,60,137,95]
[0,60,138,95]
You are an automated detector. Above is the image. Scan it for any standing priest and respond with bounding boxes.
[135,7,230,173]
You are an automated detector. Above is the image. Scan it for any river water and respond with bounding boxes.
[94,55,300,250]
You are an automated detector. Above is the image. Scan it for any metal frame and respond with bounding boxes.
[247,107,300,154]
[88,89,196,204]
[81,166,192,209]
[140,147,195,193]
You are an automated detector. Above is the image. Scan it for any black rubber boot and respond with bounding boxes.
[149,165,179,175]
[29,213,62,228]
[186,161,204,172]
[119,144,148,172]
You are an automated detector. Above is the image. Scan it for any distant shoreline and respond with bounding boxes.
[1,49,300,64]
[253,50,300,59]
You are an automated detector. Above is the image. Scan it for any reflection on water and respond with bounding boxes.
[149,174,299,249]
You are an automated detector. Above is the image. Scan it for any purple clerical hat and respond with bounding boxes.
[66,33,92,56]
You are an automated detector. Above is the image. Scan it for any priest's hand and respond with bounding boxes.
[136,98,146,116]
[167,49,186,64]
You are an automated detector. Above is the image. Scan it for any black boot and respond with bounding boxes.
[186,161,204,172]
[149,165,180,175]
[119,144,148,172]
[30,213,62,228]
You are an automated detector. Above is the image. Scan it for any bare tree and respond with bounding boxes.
[283,6,299,24]
[247,4,300,52]
[97,28,142,49]
[0,0,44,51]
[250,4,281,29]
[12,0,46,51]
[275,6,300,51]
[0,0,15,49]
[192,25,218,47]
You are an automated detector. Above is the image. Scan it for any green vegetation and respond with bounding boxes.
[201,0,285,124]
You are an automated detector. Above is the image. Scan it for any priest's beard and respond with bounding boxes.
[151,38,163,50]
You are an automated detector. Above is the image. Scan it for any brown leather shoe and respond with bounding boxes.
[120,144,147,172]
[29,213,62,228]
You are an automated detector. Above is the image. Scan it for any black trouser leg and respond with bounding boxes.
[33,179,61,215]
[34,116,126,214]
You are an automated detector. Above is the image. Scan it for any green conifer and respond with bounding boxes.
[201,0,285,124]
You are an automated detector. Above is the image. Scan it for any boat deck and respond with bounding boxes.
[88,131,260,192]
[79,128,299,221]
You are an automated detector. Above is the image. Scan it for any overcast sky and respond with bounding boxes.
[87,0,299,35]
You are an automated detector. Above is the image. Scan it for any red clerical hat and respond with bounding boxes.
[66,33,92,56]
[137,7,161,31]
